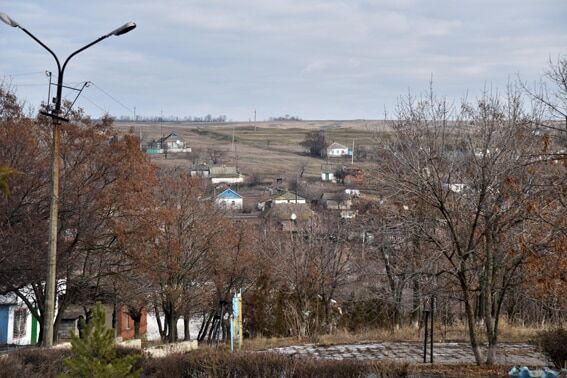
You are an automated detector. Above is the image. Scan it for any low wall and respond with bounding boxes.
[145,340,198,358]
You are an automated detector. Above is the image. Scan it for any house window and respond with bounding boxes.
[13,307,27,339]
[231,200,236,207]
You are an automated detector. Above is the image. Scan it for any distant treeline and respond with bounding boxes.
[117,114,228,122]
[269,114,302,121]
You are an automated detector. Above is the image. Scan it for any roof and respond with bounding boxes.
[0,292,19,306]
[321,164,335,173]
[321,192,345,201]
[264,203,314,221]
[273,191,305,201]
[217,188,242,200]
[191,163,210,171]
[328,142,348,150]
[210,166,239,177]
[158,132,184,143]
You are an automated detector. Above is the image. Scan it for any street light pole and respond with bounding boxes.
[1,11,136,347]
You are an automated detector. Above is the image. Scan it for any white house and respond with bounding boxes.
[273,191,306,205]
[0,293,37,345]
[321,164,335,182]
[146,132,191,154]
[215,188,243,210]
[327,142,349,157]
[210,166,244,184]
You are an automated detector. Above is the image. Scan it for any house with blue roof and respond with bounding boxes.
[215,188,243,210]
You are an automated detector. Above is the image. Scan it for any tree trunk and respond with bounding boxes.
[183,316,190,341]
[198,312,213,341]
[411,278,421,328]
[154,306,166,341]
[464,289,483,365]
[486,338,498,365]
[134,319,141,339]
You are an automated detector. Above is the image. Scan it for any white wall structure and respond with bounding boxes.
[146,313,202,341]
[210,166,244,184]
[327,142,349,157]
[273,191,306,204]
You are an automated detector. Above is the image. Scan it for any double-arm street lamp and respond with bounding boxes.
[0,11,135,347]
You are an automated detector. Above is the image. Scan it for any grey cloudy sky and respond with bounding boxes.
[1,0,566,120]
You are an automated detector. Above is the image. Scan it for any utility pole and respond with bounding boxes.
[160,109,164,137]
[1,11,136,347]
[351,139,354,165]
[254,109,257,131]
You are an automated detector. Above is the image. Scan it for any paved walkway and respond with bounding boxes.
[267,342,549,366]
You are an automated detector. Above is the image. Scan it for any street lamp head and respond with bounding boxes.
[0,12,20,27]
[107,22,136,37]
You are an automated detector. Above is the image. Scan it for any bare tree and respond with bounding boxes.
[376,85,544,364]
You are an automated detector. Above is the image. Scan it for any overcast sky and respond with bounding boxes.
[1,1,566,120]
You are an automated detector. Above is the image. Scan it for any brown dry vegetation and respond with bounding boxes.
[0,347,515,378]
[242,320,546,351]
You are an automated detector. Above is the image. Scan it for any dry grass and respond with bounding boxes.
[114,120,383,179]
[243,321,545,351]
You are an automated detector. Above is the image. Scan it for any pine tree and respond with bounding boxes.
[60,303,141,378]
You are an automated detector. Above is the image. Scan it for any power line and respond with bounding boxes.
[90,82,133,114]
[80,93,108,114]
[6,71,46,77]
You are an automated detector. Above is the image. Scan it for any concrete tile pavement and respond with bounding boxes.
[267,342,549,366]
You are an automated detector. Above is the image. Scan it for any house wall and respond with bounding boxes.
[325,199,352,210]
[191,170,210,177]
[117,307,147,340]
[274,199,306,204]
[0,305,33,345]
[211,177,244,184]
[321,172,335,182]
[216,198,243,210]
[328,148,348,156]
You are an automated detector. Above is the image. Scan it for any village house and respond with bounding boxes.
[146,132,191,154]
[0,293,37,345]
[58,303,147,341]
[210,166,244,184]
[321,192,352,210]
[327,142,351,157]
[215,188,243,210]
[321,192,356,219]
[190,163,210,178]
[263,203,316,232]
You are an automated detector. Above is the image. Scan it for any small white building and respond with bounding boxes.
[327,142,349,157]
[321,164,335,182]
[0,293,37,345]
[215,188,243,210]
